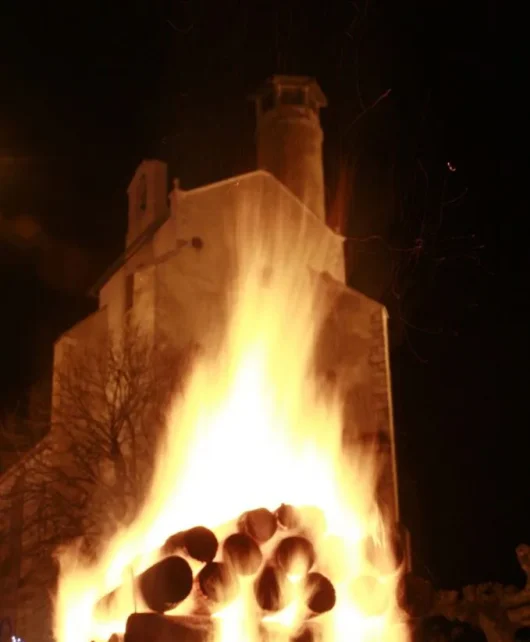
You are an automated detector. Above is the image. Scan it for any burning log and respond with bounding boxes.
[255,565,289,612]
[273,536,315,576]
[162,526,218,563]
[305,572,336,615]
[138,555,194,613]
[238,508,278,543]
[275,505,327,535]
[197,561,239,605]
[96,556,194,616]
[223,532,263,575]
[397,572,436,618]
[124,613,212,642]
[275,503,300,530]
[350,575,390,616]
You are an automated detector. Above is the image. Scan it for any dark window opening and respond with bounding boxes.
[125,273,134,311]
[280,88,306,106]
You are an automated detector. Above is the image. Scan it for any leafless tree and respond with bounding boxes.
[0,323,197,618]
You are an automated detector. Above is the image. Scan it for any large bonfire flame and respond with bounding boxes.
[53,197,409,642]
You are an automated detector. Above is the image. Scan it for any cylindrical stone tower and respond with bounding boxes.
[251,75,328,221]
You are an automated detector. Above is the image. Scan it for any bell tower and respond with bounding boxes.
[126,159,168,248]
[251,75,328,221]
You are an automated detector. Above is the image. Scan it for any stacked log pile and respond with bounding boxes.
[99,504,354,642]
[96,517,530,641]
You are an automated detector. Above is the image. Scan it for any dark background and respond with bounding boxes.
[1,1,523,589]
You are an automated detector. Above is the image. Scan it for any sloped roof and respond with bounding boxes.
[88,169,344,296]
[179,169,342,236]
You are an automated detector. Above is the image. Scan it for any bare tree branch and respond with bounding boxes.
[0,323,197,612]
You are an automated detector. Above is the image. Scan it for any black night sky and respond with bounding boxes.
[1,1,524,591]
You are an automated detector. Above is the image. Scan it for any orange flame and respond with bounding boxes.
[53,194,409,642]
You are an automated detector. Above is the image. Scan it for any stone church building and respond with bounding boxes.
[0,76,403,640]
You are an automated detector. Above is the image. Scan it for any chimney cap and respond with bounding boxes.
[249,75,328,108]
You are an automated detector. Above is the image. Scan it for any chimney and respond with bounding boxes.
[251,75,328,221]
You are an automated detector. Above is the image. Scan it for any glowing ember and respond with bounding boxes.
[53,198,409,642]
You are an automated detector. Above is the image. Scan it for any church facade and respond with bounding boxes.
[0,76,404,641]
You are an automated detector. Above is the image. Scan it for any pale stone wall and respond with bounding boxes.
[52,307,109,421]
[0,308,111,642]
[132,264,156,337]
[0,465,23,633]
[97,168,344,359]
[99,266,127,336]
[150,170,344,358]
[253,171,345,281]
[313,272,399,524]
[126,159,168,250]
[162,170,344,287]
[15,440,54,642]
[0,433,59,642]
[2,303,155,641]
